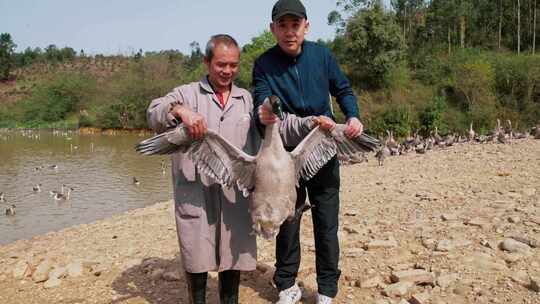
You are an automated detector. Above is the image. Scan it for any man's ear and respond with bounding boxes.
[270,22,275,34]
[304,20,310,34]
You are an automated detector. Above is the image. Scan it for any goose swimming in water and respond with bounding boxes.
[50,184,65,197]
[0,192,4,203]
[32,184,42,192]
[53,188,73,201]
[136,96,380,239]
[133,177,140,185]
[5,204,16,216]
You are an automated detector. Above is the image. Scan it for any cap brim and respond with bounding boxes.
[273,11,306,21]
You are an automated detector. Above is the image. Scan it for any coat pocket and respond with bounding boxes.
[174,176,204,218]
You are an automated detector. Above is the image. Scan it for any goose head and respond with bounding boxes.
[265,96,284,120]
[5,205,16,216]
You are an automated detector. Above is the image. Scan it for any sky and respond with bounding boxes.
[0,0,351,56]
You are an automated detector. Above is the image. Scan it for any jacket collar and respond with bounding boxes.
[199,76,243,98]
[274,40,307,61]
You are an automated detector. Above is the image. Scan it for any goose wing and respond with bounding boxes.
[290,124,380,182]
[136,125,257,195]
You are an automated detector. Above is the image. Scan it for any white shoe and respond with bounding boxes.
[316,293,333,304]
[275,283,302,304]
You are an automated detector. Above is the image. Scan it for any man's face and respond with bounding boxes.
[271,15,309,56]
[204,44,240,91]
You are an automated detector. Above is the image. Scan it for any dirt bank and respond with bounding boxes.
[1,139,539,304]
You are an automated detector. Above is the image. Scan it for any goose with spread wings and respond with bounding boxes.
[136,96,380,239]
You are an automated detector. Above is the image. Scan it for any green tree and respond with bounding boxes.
[0,33,17,80]
[237,31,275,89]
[343,5,407,88]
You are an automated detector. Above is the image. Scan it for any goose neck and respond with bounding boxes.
[262,122,284,150]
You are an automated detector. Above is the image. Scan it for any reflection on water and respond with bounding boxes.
[0,129,173,245]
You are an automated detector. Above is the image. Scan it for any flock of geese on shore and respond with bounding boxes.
[375,119,540,166]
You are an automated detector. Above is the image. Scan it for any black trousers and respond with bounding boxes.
[273,157,341,298]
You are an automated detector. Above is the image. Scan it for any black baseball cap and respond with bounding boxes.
[272,0,307,21]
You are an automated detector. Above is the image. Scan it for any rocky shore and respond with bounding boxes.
[1,139,539,304]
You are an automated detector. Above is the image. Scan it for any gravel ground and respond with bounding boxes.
[1,139,539,304]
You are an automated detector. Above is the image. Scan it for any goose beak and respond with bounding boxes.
[269,95,284,120]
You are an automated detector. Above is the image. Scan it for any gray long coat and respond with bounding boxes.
[147,77,260,273]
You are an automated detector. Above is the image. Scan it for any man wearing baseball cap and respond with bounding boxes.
[252,1,364,304]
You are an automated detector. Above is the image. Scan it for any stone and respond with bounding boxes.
[32,259,53,282]
[150,268,165,280]
[345,248,365,257]
[359,275,383,288]
[123,258,142,269]
[12,260,29,279]
[503,253,525,263]
[410,292,431,304]
[436,273,459,289]
[441,214,458,221]
[530,276,539,292]
[499,238,531,254]
[463,253,508,271]
[382,281,414,297]
[390,269,435,285]
[507,216,521,223]
[66,261,83,278]
[453,284,469,296]
[91,263,109,276]
[365,239,398,250]
[162,271,181,281]
[48,267,66,279]
[509,270,530,286]
[343,226,360,234]
[435,240,454,252]
[510,235,539,248]
[43,277,61,289]
[522,188,536,197]
[465,218,490,229]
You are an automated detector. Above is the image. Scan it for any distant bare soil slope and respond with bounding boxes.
[1,139,539,304]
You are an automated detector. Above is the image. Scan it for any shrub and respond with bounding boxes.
[419,95,447,135]
[370,104,413,138]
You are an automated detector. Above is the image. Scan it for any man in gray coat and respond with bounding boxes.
[147,34,257,304]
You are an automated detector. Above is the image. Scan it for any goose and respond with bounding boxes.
[50,184,65,197]
[32,184,42,192]
[415,143,426,154]
[0,192,4,203]
[136,96,380,239]
[5,204,16,216]
[468,122,475,142]
[433,126,443,145]
[53,188,73,201]
[505,119,514,139]
[533,125,540,139]
[133,177,140,186]
[375,145,390,166]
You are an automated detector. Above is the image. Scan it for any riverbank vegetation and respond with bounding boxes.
[1,0,539,138]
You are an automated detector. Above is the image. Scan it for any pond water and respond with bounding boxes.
[0,129,173,245]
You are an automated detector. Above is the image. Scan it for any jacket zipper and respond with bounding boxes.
[293,58,305,110]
